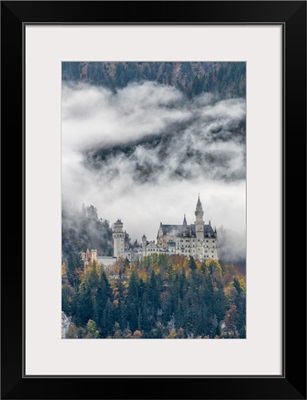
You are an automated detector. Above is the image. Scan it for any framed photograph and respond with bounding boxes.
[1,1,306,399]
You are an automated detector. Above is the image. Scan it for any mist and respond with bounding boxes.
[62,81,246,258]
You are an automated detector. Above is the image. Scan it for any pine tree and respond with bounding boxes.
[189,256,197,271]
[126,271,140,332]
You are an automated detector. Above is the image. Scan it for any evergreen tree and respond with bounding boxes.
[189,255,197,271]
[148,270,160,318]
[78,285,93,325]
[126,271,140,332]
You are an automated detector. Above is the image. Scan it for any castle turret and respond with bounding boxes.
[195,194,205,259]
[113,219,125,258]
[142,234,147,257]
[195,194,204,240]
[91,249,98,263]
[183,214,187,228]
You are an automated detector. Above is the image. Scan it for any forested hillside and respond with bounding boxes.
[62,62,246,99]
[62,254,246,339]
[62,205,113,261]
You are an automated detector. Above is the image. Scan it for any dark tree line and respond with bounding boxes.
[62,254,246,339]
[62,62,246,99]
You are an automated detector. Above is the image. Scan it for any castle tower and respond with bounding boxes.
[91,249,98,263]
[195,194,204,240]
[86,248,91,265]
[195,194,205,260]
[142,234,147,257]
[113,219,125,258]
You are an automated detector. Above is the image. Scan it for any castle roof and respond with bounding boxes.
[160,223,215,238]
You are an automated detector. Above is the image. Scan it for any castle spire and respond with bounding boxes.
[196,193,203,212]
[195,193,204,224]
[183,214,187,226]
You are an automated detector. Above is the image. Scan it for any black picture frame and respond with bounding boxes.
[1,1,306,399]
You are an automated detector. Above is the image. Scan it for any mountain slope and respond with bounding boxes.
[62,62,246,98]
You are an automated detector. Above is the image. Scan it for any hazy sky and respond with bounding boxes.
[62,80,246,242]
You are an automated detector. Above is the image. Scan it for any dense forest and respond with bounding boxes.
[62,62,246,99]
[62,212,246,340]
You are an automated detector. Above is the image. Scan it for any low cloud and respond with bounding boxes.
[62,81,246,247]
[62,82,190,152]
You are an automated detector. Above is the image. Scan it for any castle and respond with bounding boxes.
[81,195,218,267]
